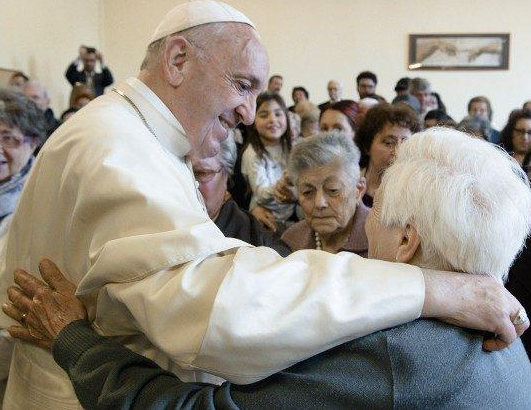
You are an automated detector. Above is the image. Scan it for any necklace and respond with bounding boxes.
[314,231,322,250]
[112,88,158,139]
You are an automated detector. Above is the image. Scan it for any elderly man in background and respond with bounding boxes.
[22,80,61,139]
[318,80,342,112]
[266,74,283,94]
[0,1,527,409]
[4,128,531,409]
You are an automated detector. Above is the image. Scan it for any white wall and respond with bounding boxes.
[0,0,102,113]
[102,0,531,129]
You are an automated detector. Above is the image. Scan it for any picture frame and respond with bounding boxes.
[408,33,510,71]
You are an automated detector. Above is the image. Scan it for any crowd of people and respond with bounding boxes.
[0,1,531,408]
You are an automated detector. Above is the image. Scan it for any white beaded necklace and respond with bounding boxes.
[314,231,322,250]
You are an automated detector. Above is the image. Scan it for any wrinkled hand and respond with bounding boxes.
[251,206,278,232]
[422,270,529,351]
[274,172,297,204]
[2,259,87,349]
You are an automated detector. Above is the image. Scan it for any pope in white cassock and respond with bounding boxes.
[0,1,522,409]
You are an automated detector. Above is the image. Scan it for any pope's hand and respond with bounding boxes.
[2,259,87,349]
[421,270,529,351]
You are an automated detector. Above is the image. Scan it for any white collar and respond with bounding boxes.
[115,77,191,159]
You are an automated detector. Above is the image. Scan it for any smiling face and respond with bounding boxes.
[254,99,288,145]
[368,122,411,175]
[153,23,269,160]
[320,109,355,140]
[0,123,38,182]
[297,160,362,236]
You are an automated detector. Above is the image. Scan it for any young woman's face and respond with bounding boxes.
[512,118,531,155]
[320,109,355,140]
[254,100,287,145]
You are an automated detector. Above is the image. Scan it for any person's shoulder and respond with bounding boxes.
[381,319,531,407]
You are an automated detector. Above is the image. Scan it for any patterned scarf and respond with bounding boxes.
[0,157,33,222]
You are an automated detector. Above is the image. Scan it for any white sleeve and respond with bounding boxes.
[241,147,276,208]
[93,246,424,384]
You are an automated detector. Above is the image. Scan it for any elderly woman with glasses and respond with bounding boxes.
[0,89,45,236]
[281,133,368,255]
[0,88,45,401]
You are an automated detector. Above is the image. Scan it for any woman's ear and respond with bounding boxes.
[396,223,421,263]
[162,36,190,88]
[356,177,367,202]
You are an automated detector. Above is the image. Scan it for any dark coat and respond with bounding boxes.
[215,198,291,257]
[54,319,531,409]
[65,63,114,96]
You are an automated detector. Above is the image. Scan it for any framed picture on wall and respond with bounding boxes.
[408,33,510,70]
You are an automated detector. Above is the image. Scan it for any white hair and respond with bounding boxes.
[287,132,361,186]
[219,131,237,176]
[379,127,531,280]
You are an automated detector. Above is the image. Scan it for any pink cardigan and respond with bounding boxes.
[281,203,369,257]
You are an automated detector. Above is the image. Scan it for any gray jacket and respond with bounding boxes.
[54,319,531,409]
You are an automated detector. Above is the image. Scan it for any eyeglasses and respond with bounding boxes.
[0,134,25,148]
[513,128,531,137]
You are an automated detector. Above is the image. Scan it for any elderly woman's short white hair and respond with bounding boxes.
[379,127,531,280]
[287,132,361,185]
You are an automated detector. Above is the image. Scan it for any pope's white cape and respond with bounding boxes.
[0,77,424,408]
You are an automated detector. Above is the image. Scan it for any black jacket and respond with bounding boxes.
[65,63,114,96]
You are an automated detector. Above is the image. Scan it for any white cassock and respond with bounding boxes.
[0,77,424,409]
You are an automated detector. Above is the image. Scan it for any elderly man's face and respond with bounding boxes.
[23,84,49,112]
[327,81,341,101]
[297,160,362,236]
[191,153,228,220]
[0,123,38,182]
[412,89,431,112]
[181,25,268,159]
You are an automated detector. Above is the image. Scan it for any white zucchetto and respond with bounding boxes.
[150,0,255,43]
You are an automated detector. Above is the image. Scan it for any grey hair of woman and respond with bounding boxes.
[0,88,46,144]
[457,115,492,140]
[287,132,361,186]
[219,132,238,176]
